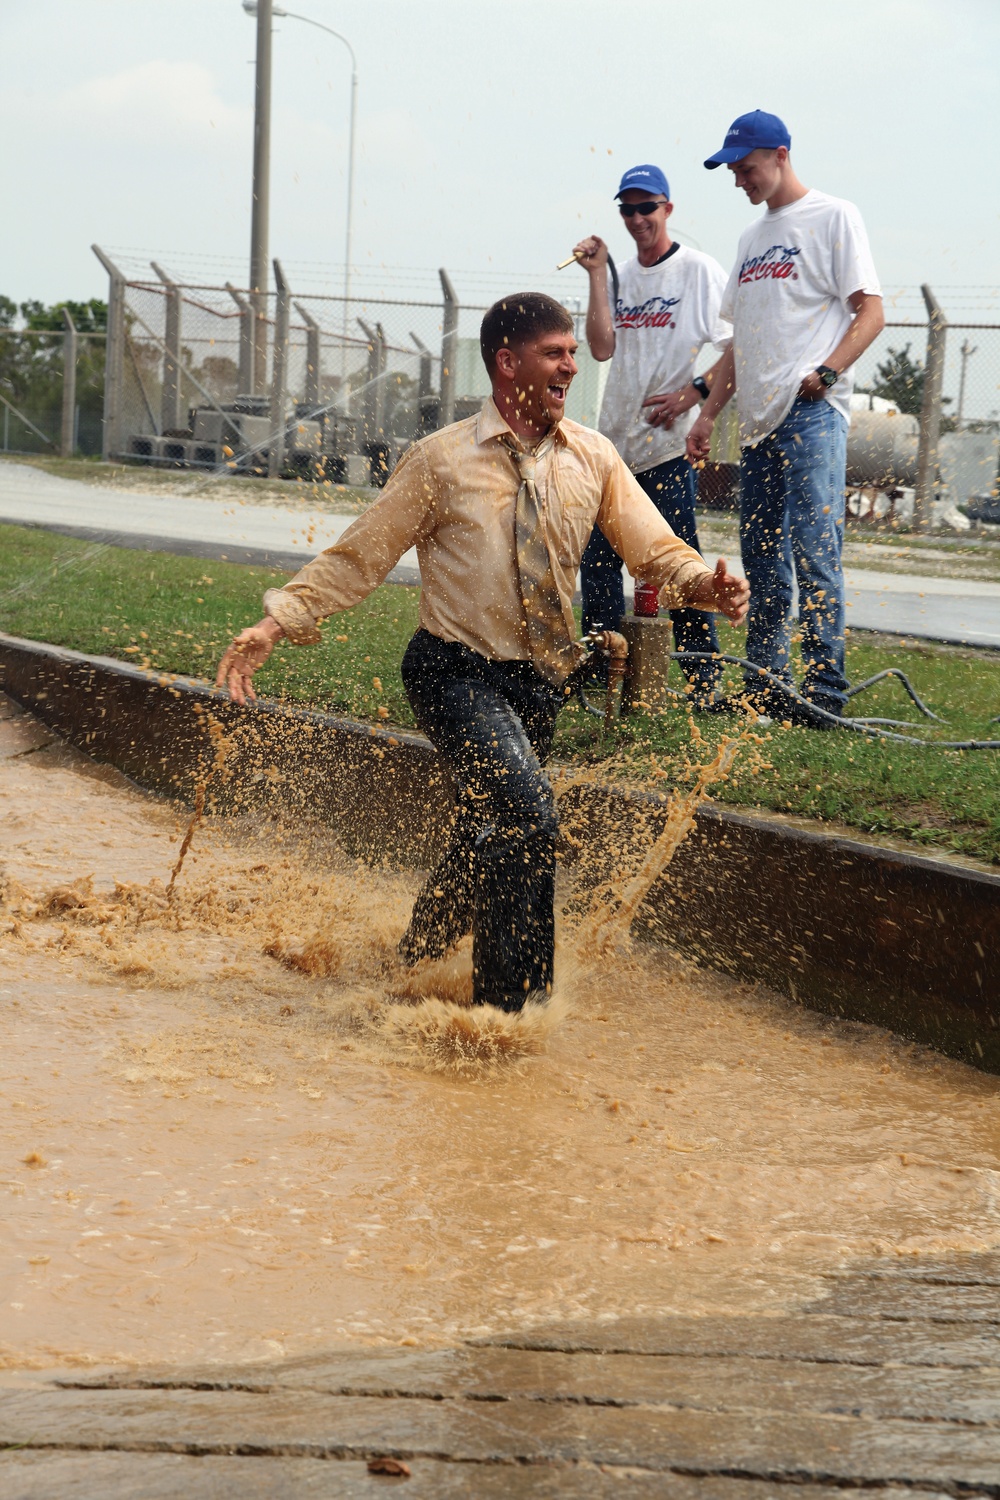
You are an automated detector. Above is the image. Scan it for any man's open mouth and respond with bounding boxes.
[548,384,567,402]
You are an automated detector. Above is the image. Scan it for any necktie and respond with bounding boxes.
[502,434,583,685]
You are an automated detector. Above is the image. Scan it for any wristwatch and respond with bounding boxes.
[815,364,839,388]
[691,375,711,401]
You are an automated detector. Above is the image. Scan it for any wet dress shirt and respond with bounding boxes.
[263,397,714,681]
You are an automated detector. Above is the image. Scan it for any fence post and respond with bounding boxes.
[357,317,386,450]
[60,308,78,458]
[92,245,125,462]
[152,262,183,432]
[295,302,322,408]
[914,283,947,533]
[439,268,458,428]
[268,258,290,478]
[410,332,432,403]
[226,282,256,397]
[411,332,434,436]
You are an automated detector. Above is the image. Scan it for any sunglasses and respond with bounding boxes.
[619,201,665,218]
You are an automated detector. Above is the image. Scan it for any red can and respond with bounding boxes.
[633,580,660,618]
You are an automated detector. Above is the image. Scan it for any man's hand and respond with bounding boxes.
[688,557,749,626]
[686,411,715,465]
[797,368,829,401]
[643,386,697,429]
[572,235,609,273]
[215,616,284,706]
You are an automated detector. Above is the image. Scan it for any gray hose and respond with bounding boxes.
[672,652,1000,748]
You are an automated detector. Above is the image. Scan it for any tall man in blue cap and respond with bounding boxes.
[687,112,884,725]
[573,165,733,703]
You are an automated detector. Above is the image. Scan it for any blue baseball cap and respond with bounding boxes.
[615,164,670,200]
[704,110,791,169]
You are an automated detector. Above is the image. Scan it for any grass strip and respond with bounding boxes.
[1,520,998,866]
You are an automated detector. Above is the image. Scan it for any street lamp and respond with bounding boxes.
[242,0,358,385]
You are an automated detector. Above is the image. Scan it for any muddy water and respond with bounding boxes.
[2,695,999,1372]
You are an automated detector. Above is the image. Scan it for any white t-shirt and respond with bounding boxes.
[598,244,732,473]
[720,188,881,447]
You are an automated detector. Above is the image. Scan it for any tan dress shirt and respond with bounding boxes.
[264,397,713,672]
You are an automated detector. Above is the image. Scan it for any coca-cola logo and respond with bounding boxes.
[615,294,681,330]
[737,243,801,285]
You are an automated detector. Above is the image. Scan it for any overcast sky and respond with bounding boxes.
[2,0,998,318]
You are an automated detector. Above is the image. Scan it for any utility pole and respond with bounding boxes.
[957,338,976,429]
[249,0,273,396]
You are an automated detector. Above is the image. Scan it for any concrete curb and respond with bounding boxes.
[2,631,998,1073]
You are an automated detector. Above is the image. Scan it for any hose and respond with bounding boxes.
[670,652,1000,749]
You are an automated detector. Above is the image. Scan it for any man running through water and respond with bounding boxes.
[217,293,748,1013]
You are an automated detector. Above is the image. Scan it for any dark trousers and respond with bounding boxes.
[399,629,566,1011]
[580,456,720,689]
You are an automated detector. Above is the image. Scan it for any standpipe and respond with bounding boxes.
[585,629,629,732]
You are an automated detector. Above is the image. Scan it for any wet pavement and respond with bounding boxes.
[2,1255,999,1495]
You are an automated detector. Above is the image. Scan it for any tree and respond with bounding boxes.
[865,342,954,425]
[0,296,108,454]
[20,298,107,335]
[867,343,925,415]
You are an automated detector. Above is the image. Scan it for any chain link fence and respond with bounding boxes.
[846,308,1000,526]
[93,248,614,485]
[7,252,998,528]
[0,325,105,458]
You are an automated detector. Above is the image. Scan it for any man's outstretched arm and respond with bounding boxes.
[216,616,285,707]
[685,555,748,625]
[215,443,433,703]
[598,448,748,625]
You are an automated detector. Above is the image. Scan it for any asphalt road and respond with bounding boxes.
[1,462,998,648]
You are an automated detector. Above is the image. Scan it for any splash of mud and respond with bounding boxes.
[167,716,233,895]
[569,735,742,962]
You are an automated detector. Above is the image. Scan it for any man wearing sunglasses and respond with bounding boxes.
[687,111,884,727]
[573,164,732,705]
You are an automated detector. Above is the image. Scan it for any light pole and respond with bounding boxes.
[248,0,272,395]
[242,0,358,390]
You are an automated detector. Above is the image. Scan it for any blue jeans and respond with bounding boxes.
[739,398,849,710]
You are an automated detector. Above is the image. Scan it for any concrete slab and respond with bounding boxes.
[481,1312,1000,1367]
[3,1385,998,1489]
[0,1451,948,1500]
[59,1344,1000,1426]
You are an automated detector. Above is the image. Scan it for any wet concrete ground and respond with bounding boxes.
[2,1253,999,1496]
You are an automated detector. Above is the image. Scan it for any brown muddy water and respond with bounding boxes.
[1,694,999,1372]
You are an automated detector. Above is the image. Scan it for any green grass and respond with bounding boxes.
[2,521,999,866]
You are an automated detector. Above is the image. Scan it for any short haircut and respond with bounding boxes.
[480,293,574,376]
